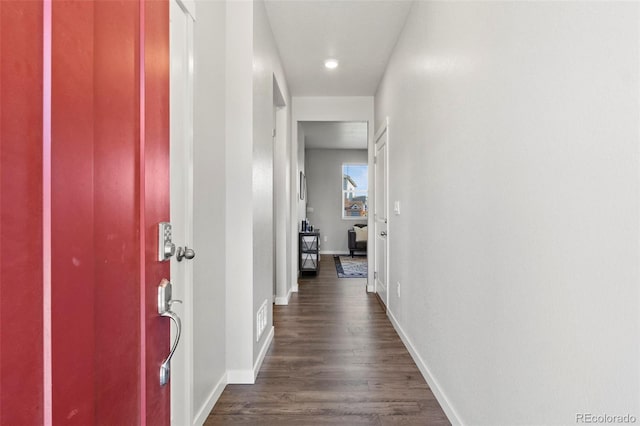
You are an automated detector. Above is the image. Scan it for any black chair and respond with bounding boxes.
[348,224,367,257]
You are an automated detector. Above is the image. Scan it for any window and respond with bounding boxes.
[342,163,368,219]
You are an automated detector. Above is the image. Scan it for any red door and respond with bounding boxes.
[0,1,171,424]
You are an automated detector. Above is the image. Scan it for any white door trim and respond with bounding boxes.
[289,98,375,292]
[170,1,195,424]
[374,117,389,307]
[374,117,388,144]
[273,76,288,305]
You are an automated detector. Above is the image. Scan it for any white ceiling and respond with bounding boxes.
[264,1,413,96]
[302,121,368,149]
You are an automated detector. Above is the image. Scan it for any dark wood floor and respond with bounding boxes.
[205,256,450,425]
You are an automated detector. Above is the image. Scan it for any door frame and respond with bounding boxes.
[290,99,375,293]
[374,117,389,306]
[273,76,288,304]
[169,0,196,425]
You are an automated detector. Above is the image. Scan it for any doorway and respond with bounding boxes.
[290,100,375,293]
[298,121,369,280]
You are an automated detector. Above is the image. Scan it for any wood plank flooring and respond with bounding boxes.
[205,256,450,425]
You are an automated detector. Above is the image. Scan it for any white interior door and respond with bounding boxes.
[374,123,388,308]
[170,1,194,424]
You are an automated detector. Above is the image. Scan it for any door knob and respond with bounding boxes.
[380,231,387,237]
[176,246,196,262]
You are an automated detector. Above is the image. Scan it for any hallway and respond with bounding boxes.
[2,1,638,424]
[205,257,449,425]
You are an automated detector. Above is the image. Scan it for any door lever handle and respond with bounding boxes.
[380,231,387,237]
[157,279,183,386]
[159,309,181,386]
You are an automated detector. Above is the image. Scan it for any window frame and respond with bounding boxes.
[341,162,369,220]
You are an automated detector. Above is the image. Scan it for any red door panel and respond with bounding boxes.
[0,1,45,425]
[93,1,143,423]
[50,1,95,423]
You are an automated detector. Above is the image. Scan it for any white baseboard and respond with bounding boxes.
[292,281,299,292]
[274,288,292,305]
[387,309,463,426]
[366,284,374,292]
[226,369,254,384]
[253,325,274,380]
[319,250,349,255]
[226,326,274,385]
[192,372,227,426]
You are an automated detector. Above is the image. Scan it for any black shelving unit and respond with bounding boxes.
[299,230,320,274]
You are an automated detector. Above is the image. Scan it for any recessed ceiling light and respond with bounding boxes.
[324,59,339,69]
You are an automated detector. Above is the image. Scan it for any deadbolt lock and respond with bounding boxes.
[158,222,176,261]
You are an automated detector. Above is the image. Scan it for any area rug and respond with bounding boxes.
[334,255,368,278]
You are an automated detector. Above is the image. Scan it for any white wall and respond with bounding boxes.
[252,0,290,365]
[291,121,306,293]
[305,148,368,254]
[224,0,254,382]
[297,123,306,225]
[274,97,291,305]
[191,1,228,422]
[375,2,639,425]
[189,1,291,411]
[291,97,374,290]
